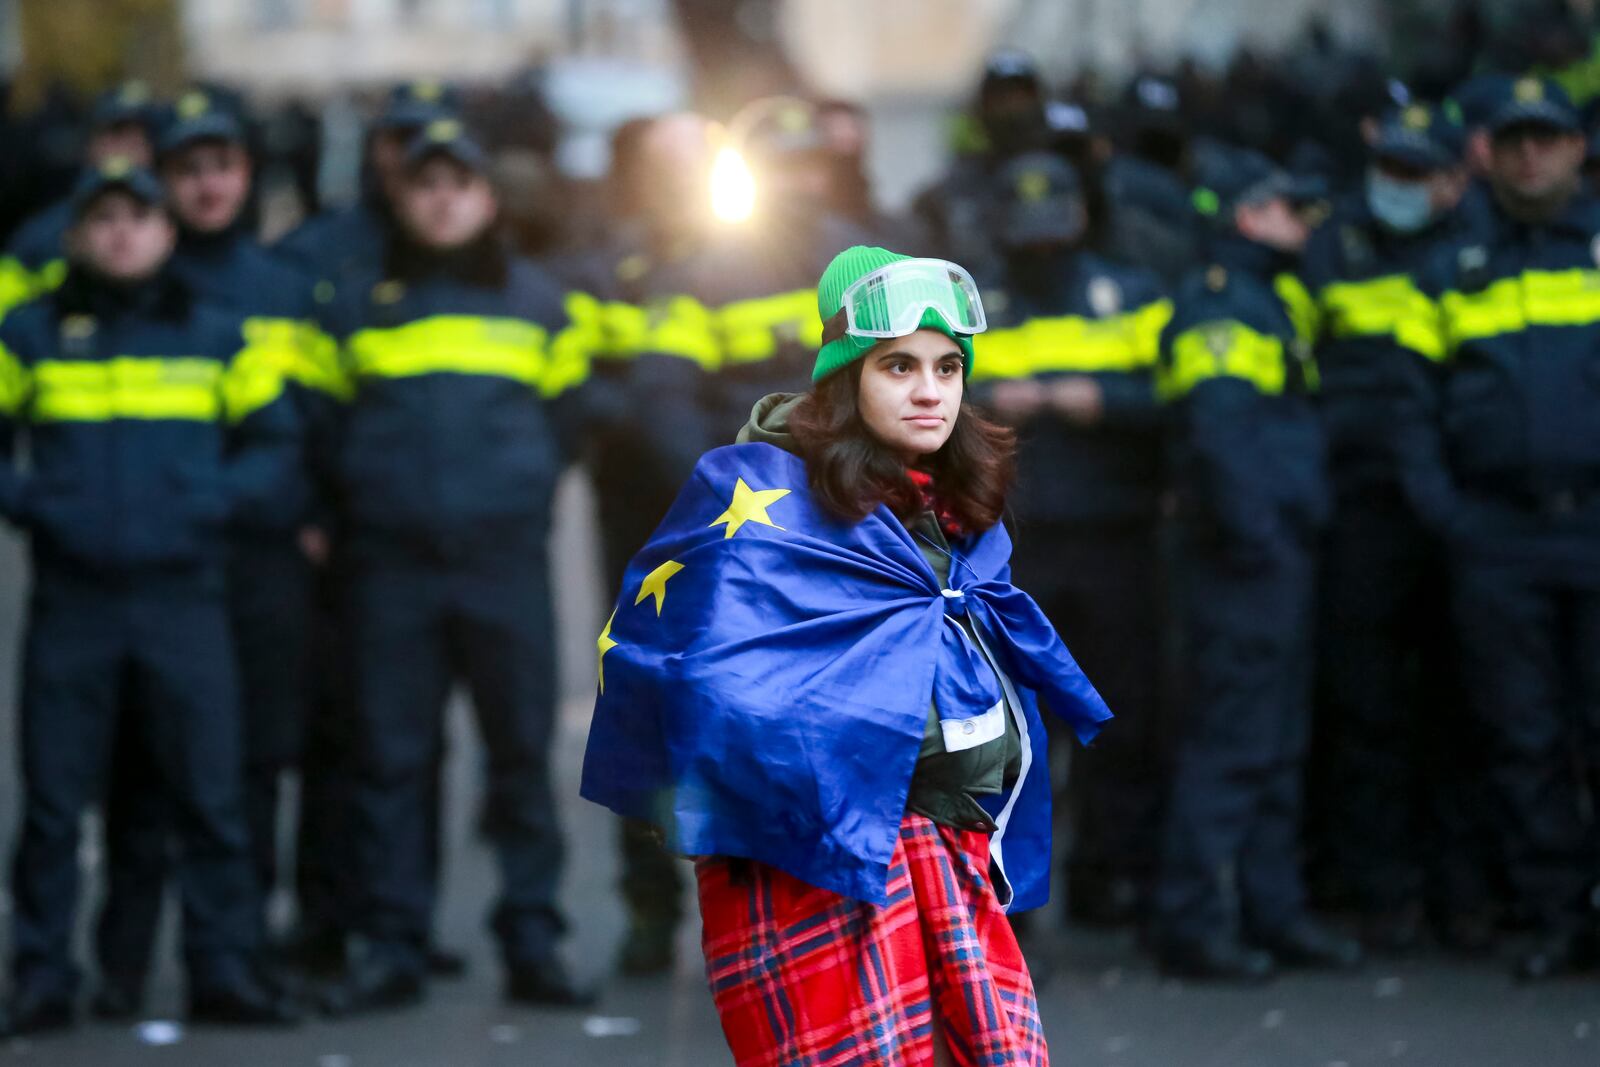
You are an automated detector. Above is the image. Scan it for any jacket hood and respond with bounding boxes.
[735,392,806,454]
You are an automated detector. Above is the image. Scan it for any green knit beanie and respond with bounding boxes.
[812,245,977,382]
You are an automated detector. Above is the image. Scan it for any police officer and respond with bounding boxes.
[276,80,465,978]
[1153,149,1363,982]
[1300,103,1492,953]
[1404,77,1600,980]
[316,121,593,1013]
[0,81,162,317]
[0,160,301,1033]
[85,90,347,1016]
[976,151,1172,926]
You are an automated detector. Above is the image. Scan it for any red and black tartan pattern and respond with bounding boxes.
[696,813,1047,1067]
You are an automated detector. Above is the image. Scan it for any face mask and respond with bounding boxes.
[1366,168,1434,233]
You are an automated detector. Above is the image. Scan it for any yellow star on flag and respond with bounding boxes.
[597,610,618,694]
[635,560,685,616]
[708,478,791,539]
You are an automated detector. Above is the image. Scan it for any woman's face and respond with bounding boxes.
[856,328,965,461]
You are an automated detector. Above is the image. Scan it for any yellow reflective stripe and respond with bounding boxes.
[545,292,601,398]
[31,357,224,422]
[0,339,31,416]
[344,314,582,395]
[1440,268,1600,349]
[969,322,1029,382]
[647,295,720,369]
[598,299,648,360]
[1127,297,1174,361]
[968,298,1169,382]
[1160,321,1287,400]
[0,258,34,316]
[717,289,821,366]
[238,316,348,404]
[1273,273,1320,343]
[0,257,65,318]
[35,258,66,295]
[1317,274,1445,361]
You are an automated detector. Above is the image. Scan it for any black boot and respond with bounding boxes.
[188,970,302,1027]
[3,982,75,1037]
[505,954,597,1008]
[1252,917,1364,971]
[1157,935,1276,984]
[318,952,428,1017]
[90,974,145,1021]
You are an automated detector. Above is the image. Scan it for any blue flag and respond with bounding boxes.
[581,442,1111,910]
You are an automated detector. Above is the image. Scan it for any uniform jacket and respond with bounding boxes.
[0,266,299,573]
[975,247,1170,528]
[1159,235,1329,564]
[1301,195,1468,496]
[316,233,591,558]
[1403,192,1600,565]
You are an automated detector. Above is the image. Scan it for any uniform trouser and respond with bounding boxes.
[95,538,318,976]
[346,544,566,973]
[1012,520,1167,895]
[9,565,259,996]
[1155,533,1315,944]
[1312,488,1489,916]
[601,511,685,928]
[1451,551,1600,933]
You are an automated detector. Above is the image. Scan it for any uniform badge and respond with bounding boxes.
[176,90,210,120]
[1016,169,1051,203]
[1203,323,1233,357]
[313,279,336,305]
[1087,276,1122,317]
[985,289,1009,316]
[58,314,96,355]
[1402,105,1431,130]
[1204,264,1228,292]
[371,279,405,305]
[1513,78,1544,103]
[1456,245,1490,291]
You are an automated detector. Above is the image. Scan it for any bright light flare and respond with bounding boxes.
[710,146,755,223]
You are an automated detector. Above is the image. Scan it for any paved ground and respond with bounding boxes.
[0,475,1596,1066]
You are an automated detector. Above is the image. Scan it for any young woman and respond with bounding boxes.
[582,246,1111,1066]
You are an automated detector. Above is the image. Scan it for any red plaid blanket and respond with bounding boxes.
[696,812,1048,1067]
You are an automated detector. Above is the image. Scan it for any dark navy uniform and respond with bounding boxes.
[1153,233,1330,955]
[92,98,346,993]
[1300,108,1490,938]
[1406,165,1600,962]
[318,218,592,982]
[0,259,298,1006]
[974,151,1173,922]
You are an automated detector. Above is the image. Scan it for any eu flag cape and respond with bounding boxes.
[580,442,1111,910]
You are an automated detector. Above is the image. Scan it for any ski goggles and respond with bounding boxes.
[824,258,988,345]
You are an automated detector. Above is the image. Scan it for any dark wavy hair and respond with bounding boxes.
[786,360,1016,532]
